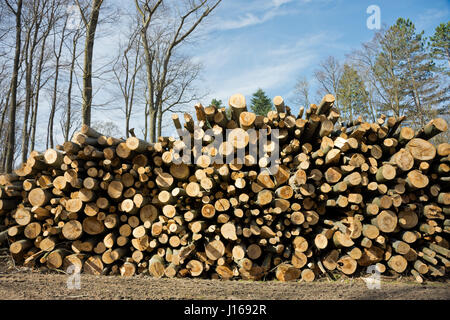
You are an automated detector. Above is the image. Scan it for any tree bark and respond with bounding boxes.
[5,0,23,173]
[81,0,103,126]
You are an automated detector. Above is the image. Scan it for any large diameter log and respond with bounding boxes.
[44,149,64,167]
[376,164,396,183]
[406,138,436,161]
[24,222,41,239]
[148,255,165,278]
[126,137,150,152]
[317,94,335,115]
[107,181,123,199]
[390,148,414,172]
[186,260,204,277]
[82,217,105,235]
[205,240,225,261]
[387,255,408,273]
[406,170,429,189]
[83,255,104,275]
[62,220,83,240]
[28,188,52,207]
[275,264,301,281]
[47,249,69,269]
[337,255,357,275]
[371,210,397,233]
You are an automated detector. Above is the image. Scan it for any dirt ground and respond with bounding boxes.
[1,251,449,300]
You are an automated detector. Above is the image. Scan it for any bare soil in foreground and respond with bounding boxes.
[0,252,449,300]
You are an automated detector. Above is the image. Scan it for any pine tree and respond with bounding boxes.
[337,64,371,122]
[210,98,224,109]
[250,88,273,116]
[394,18,445,126]
[374,18,446,127]
[429,22,450,72]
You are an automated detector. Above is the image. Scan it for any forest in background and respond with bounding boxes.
[0,0,448,173]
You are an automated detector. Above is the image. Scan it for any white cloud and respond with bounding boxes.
[416,8,449,31]
[272,0,294,8]
[211,0,297,31]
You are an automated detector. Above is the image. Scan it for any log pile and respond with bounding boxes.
[0,93,449,283]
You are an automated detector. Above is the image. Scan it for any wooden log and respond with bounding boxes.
[62,220,83,240]
[229,93,247,125]
[415,118,447,140]
[275,264,301,281]
[406,138,436,162]
[387,255,408,273]
[83,255,104,275]
[205,239,225,261]
[28,188,52,207]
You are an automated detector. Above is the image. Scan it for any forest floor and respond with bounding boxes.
[0,250,449,300]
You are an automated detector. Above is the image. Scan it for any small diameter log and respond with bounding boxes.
[415,118,447,140]
[229,93,247,125]
[10,239,32,255]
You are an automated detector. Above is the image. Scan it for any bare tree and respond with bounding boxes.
[314,56,342,110]
[75,0,103,126]
[293,76,310,108]
[61,21,83,142]
[112,20,143,138]
[135,0,221,142]
[29,2,58,152]
[47,14,68,149]
[4,0,23,173]
[92,120,121,137]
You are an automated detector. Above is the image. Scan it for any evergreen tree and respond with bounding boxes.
[337,64,370,122]
[374,18,445,126]
[250,88,273,116]
[394,18,445,126]
[210,98,224,109]
[429,22,450,72]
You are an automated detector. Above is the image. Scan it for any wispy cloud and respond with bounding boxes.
[416,8,449,31]
[211,0,296,31]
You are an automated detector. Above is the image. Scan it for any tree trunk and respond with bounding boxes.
[5,0,23,173]
[81,0,103,126]
[47,19,67,149]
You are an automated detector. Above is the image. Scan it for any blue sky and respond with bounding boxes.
[187,0,449,115]
[36,0,449,145]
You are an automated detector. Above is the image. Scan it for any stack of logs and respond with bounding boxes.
[0,93,449,283]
